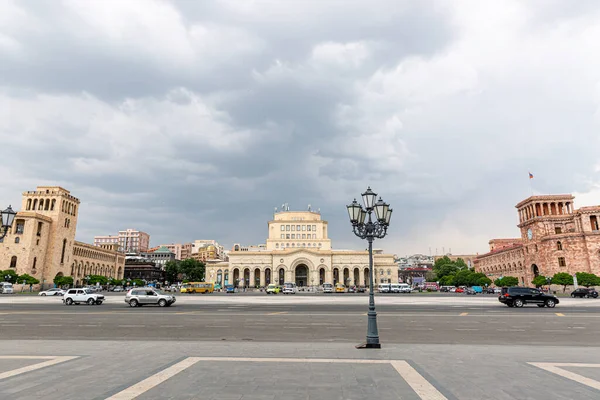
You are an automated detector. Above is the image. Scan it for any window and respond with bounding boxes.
[591,216,600,231]
[281,225,285,231]
[302,234,306,239]
[14,237,20,244]
[26,199,31,210]
[558,257,566,267]
[313,234,316,239]
[286,225,290,231]
[302,225,306,231]
[276,243,279,247]
[32,257,37,270]
[291,225,295,231]
[292,234,295,239]
[37,222,42,236]
[9,256,17,268]
[281,234,285,239]
[312,225,316,231]
[296,225,300,231]
[557,241,563,250]
[555,226,562,234]
[307,225,311,232]
[286,234,290,239]
[60,239,67,264]
[51,199,55,211]
[15,220,24,234]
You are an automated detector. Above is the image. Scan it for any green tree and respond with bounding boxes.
[55,276,74,287]
[494,276,519,287]
[132,279,145,287]
[468,272,490,287]
[165,260,180,283]
[453,269,474,287]
[87,275,108,285]
[18,274,39,285]
[438,275,455,286]
[552,272,574,292]
[531,275,548,288]
[454,258,468,270]
[434,264,459,279]
[476,276,492,287]
[179,258,205,282]
[1,270,19,283]
[109,278,123,286]
[575,272,600,288]
[425,271,437,282]
[433,256,453,270]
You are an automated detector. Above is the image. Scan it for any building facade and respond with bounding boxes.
[0,186,125,289]
[156,243,192,260]
[204,210,396,288]
[94,229,150,253]
[192,240,225,260]
[475,194,600,285]
[141,246,175,267]
[123,260,165,282]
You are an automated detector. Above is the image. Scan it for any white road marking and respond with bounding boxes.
[391,360,448,400]
[105,357,201,400]
[117,325,145,328]
[106,356,447,400]
[78,325,98,327]
[39,324,62,327]
[159,325,183,328]
[206,325,229,328]
[455,328,479,331]
[528,362,600,391]
[0,356,79,381]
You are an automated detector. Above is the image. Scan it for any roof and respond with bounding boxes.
[515,194,574,208]
[476,244,523,259]
[153,246,173,254]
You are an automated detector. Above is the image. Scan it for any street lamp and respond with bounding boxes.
[0,205,17,240]
[347,187,392,349]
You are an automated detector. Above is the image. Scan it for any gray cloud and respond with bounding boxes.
[1,0,600,256]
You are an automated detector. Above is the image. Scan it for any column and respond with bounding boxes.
[326,269,333,285]
[249,269,255,289]
[286,268,292,283]
[260,269,265,287]
[359,268,365,287]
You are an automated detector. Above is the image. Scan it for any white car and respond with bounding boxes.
[0,282,13,294]
[282,282,297,294]
[322,283,334,293]
[39,288,65,296]
[63,288,105,305]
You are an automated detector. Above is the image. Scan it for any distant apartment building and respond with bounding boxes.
[140,246,175,268]
[192,240,225,260]
[94,229,150,253]
[156,243,193,260]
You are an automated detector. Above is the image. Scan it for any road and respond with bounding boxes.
[1,294,600,399]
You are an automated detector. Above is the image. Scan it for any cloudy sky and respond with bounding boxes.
[2,0,600,256]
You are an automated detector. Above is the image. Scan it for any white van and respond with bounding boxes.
[378,284,391,293]
[282,282,297,294]
[0,282,14,294]
[322,283,334,293]
[399,283,412,293]
[390,283,401,293]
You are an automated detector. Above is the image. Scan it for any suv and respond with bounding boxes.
[499,287,559,308]
[63,288,104,305]
[265,284,280,294]
[125,288,176,307]
[571,288,599,298]
[322,283,334,293]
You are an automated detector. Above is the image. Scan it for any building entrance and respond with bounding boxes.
[295,264,308,287]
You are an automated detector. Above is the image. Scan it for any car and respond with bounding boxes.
[322,283,334,293]
[335,283,346,293]
[571,288,599,298]
[39,288,65,296]
[348,286,356,293]
[124,288,176,307]
[485,287,496,294]
[282,282,297,294]
[465,288,477,295]
[498,286,559,308]
[63,288,105,305]
[265,284,280,294]
[356,286,366,293]
[225,284,236,293]
[455,288,464,293]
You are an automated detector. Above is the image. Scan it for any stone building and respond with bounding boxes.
[0,186,125,289]
[475,194,600,285]
[204,209,396,288]
[141,246,175,268]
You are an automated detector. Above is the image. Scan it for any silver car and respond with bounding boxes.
[124,288,176,307]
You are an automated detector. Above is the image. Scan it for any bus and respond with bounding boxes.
[180,282,214,294]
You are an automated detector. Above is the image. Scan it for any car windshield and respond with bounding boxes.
[154,289,164,295]
[84,289,93,294]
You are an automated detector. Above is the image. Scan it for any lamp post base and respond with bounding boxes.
[355,342,381,349]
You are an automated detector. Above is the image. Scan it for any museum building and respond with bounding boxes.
[205,209,396,288]
[0,186,125,289]
[474,194,600,285]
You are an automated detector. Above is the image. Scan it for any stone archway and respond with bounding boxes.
[343,268,350,286]
[233,268,240,286]
[319,268,325,285]
[364,267,369,287]
[353,268,359,287]
[333,268,339,285]
[278,268,285,285]
[243,268,250,288]
[265,268,272,285]
[532,264,539,277]
[295,264,308,287]
[254,268,261,288]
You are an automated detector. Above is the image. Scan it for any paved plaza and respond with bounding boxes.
[0,294,599,399]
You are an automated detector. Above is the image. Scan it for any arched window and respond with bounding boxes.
[32,257,37,270]
[26,199,32,210]
[14,237,20,244]
[60,239,67,264]
[51,199,55,211]
[557,241,563,250]
[44,200,50,210]
[10,256,17,268]
[32,199,38,210]
[38,199,44,210]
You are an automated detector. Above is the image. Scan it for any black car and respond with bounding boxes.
[571,288,599,298]
[465,288,477,295]
[356,286,366,293]
[498,286,559,308]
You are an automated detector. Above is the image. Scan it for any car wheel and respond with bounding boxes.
[87,298,95,305]
[537,304,545,307]
[545,299,556,308]
[571,294,574,298]
[96,301,103,305]
[514,298,524,308]
[585,294,590,298]
[158,299,167,307]
[41,293,46,296]
[65,298,73,305]
[593,294,598,299]
[506,302,514,307]
[129,299,138,307]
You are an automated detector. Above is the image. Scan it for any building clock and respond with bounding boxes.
[527,228,533,240]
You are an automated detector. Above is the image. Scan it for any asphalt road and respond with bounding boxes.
[1,300,599,346]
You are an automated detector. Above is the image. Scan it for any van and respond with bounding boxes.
[378,284,391,293]
[322,283,334,293]
[390,283,401,293]
[282,282,297,294]
[399,283,411,293]
[0,282,13,294]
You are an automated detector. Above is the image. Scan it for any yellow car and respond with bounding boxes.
[266,284,281,294]
[335,283,346,293]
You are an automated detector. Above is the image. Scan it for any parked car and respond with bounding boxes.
[571,288,599,298]
[323,283,334,293]
[225,284,236,293]
[63,288,105,305]
[356,286,366,293]
[265,284,280,294]
[498,286,559,308]
[0,282,14,294]
[348,286,356,293]
[455,288,464,293]
[335,283,346,293]
[124,288,176,307]
[39,288,65,296]
[282,282,297,294]
[485,287,496,294]
[465,288,477,295]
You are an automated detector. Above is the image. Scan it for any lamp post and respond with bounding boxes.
[0,205,17,240]
[347,187,392,349]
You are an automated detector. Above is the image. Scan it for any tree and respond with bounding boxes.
[433,256,453,270]
[476,276,492,287]
[575,272,600,288]
[1,270,19,283]
[434,264,459,279]
[165,260,180,283]
[179,258,205,282]
[425,271,437,282]
[494,276,519,287]
[109,278,123,286]
[531,275,548,288]
[87,275,108,285]
[453,269,474,287]
[18,274,39,285]
[469,272,491,287]
[552,272,574,292]
[55,276,73,287]
[454,258,469,270]
[438,275,455,286]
